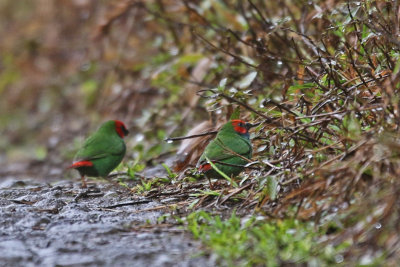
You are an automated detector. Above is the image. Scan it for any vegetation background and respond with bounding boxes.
[1,0,399,265]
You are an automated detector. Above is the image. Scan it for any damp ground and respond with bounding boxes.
[0,175,214,267]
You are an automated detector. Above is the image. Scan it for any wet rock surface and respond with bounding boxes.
[0,179,212,267]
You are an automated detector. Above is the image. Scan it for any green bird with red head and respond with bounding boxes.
[196,119,255,183]
[68,120,129,188]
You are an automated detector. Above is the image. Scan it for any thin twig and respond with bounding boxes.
[165,131,218,142]
[198,89,271,120]
[102,199,152,209]
[192,30,259,69]
[128,201,191,214]
[220,183,254,205]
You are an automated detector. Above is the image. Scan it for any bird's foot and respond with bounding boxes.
[208,179,226,190]
[80,176,87,188]
[207,177,218,190]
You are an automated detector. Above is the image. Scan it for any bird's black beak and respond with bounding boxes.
[123,127,129,136]
[246,122,261,130]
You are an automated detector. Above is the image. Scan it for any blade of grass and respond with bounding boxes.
[205,156,238,187]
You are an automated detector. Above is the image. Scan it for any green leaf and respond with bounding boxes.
[205,156,238,187]
[267,176,278,200]
[237,71,257,89]
[190,190,220,197]
[127,158,145,179]
[162,163,177,179]
[177,53,204,64]
[345,112,361,139]
[219,78,228,89]
[188,199,200,209]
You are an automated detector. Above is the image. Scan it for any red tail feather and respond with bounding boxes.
[199,163,212,172]
[68,160,93,169]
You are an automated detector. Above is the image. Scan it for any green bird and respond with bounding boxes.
[68,120,129,188]
[196,119,255,183]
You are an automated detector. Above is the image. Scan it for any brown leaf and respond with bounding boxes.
[173,120,217,172]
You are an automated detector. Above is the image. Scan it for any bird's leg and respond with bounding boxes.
[207,176,215,190]
[81,175,87,188]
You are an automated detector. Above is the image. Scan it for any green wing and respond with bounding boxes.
[74,131,126,162]
[197,133,252,167]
